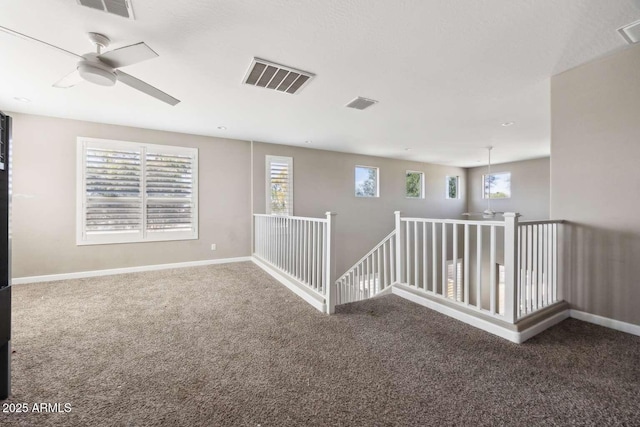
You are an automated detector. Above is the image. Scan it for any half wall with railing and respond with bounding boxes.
[253,213,336,313]
[335,212,564,325]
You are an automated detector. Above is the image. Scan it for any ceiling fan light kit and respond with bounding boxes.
[78,58,117,86]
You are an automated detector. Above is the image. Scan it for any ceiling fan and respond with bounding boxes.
[463,146,505,219]
[0,26,180,106]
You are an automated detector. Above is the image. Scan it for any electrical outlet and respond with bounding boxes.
[211,244,217,251]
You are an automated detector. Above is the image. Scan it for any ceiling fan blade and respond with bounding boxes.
[98,42,158,68]
[53,69,84,88]
[0,25,82,59]
[115,70,180,106]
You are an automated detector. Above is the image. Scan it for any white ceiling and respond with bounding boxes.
[1,0,638,166]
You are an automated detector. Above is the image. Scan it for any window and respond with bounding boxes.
[77,137,198,245]
[266,155,293,215]
[406,171,424,199]
[483,172,511,199]
[446,176,459,199]
[355,166,379,197]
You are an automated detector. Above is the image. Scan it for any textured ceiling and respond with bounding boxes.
[0,0,638,166]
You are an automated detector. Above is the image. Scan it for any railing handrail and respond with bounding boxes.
[253,213,328,223]
[401,217,505,226]
[335,229,396,284]
[518,219,565,225]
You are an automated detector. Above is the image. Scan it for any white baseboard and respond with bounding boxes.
[391,285,521,343]
[518,310,570,343]
[11,256,253,285]
[251,256,326,314]
[391,284,569,344]
[570,310,640,337]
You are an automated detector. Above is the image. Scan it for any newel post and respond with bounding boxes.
[325,212,337,314]
[503,212,520,323]
[394,211,402,284]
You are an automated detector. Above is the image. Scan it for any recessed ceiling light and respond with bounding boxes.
[501,121,515,127]
[14,97,31,103]
[217,126,227,130]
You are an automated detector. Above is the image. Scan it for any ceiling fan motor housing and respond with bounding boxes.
[78,54,116,86]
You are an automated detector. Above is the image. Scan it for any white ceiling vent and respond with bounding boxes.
[618,19,640,44]
[243,58,314,94]
[76,0,135,20]
[345,97,378,110]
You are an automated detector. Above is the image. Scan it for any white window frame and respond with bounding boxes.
[355,165,379,198]
[266,155,293,216]
[482,172,511,199]
[405,170,425,199]
[77,137,199,245]
[446,176,459,199]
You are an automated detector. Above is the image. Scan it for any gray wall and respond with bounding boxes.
[551,44,640,325]
[10,113,251,278]
[467,157,550,221]
[252,142,467,275]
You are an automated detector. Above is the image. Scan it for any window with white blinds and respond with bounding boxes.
[77,137,198,245]
[266,155,293,216]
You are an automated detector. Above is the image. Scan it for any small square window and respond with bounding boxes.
[406,171,424,199]
[355,166,379,197]
[446,176,459,199]
[483,172,511,199]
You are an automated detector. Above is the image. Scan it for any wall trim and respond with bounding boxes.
[11,256,252,285]
[391,284,569,344]
[518,310,570,342]
[251,256,326,313]
[391,285,521,343]
[570,309,640,337]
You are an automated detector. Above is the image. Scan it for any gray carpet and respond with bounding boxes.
[0,262,638,426]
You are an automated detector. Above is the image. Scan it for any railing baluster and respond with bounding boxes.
[406,221,411,285]
[531,224,539,310]
[476,225,482,310]
[432,222,437,294]
[546,223,551,305]
[527,225,533,315]
[518,225,523,318]
[383,240,388,289]
[422,221,427,292]
[490,225,496,315]
[414,221,419,288]
[552,223,558,304]
[377,247,382,293]
[464,224,469,305]
[367,254,372,296]
[453,223,458,301]
[442,223,447,297]
[390,235,396,284]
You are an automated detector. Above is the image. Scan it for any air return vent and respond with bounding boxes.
[76,0,135,20]
[618,19,640,44]
[345,97,378,110]
[243,58,314,94]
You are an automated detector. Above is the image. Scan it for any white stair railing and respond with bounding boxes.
[397,212,510,320]
[394,211,563,323]
[516,220,563,319]
[334,230,397,305]
[253,213,336,313]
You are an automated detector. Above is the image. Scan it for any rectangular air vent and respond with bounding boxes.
[618,19,640,44]
[345,97,378,110]
[77,0,135,20]
[243,58,314,95]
